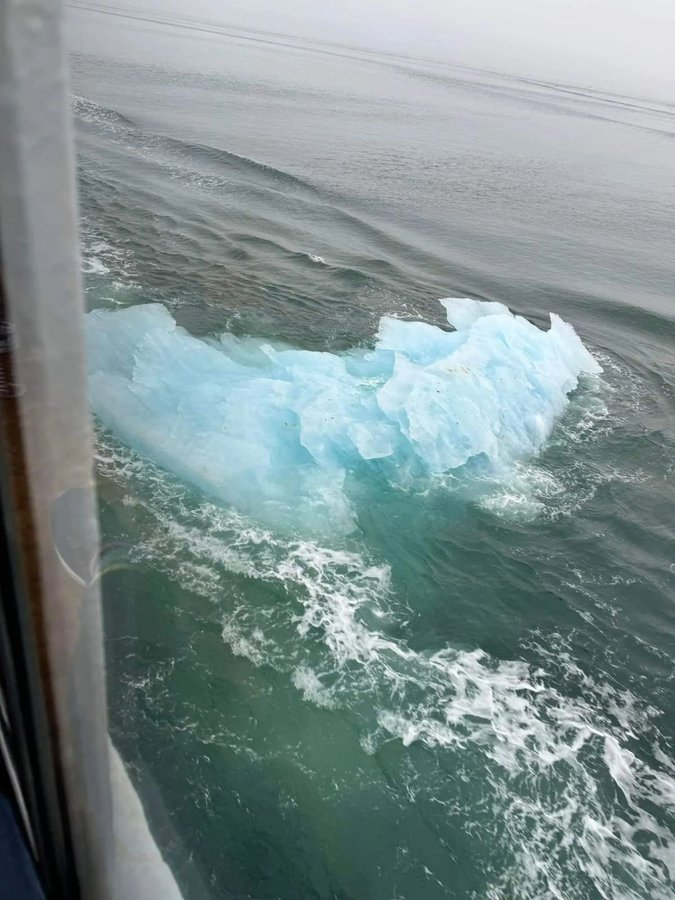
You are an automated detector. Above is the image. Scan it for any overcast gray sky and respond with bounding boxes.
[133,0,675,99]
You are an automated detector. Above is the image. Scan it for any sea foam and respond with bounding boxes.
[96,431,675,900]
[86,298,601,532]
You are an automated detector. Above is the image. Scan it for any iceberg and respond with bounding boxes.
[86,299,601,533]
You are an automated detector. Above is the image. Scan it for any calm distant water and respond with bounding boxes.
[69,6,675,898]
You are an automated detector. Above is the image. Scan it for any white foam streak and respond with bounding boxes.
[97,434,675,898]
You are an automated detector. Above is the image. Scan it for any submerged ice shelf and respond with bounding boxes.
[86,298,602,532]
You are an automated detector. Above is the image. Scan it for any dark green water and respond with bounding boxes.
[70,7,675,898]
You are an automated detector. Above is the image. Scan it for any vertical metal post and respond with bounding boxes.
[0,0,113,896]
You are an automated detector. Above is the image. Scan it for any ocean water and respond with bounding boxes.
[68,7,675,899]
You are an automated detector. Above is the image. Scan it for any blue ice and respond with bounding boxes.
[86,299,602,533]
